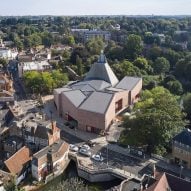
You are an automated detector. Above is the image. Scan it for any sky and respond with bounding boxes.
[1,0,191,16]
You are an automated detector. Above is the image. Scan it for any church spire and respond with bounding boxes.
[98,50,107,63]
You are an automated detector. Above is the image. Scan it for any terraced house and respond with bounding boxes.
[54,52,142,134]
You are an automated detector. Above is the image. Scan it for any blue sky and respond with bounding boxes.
[1,0,191,16]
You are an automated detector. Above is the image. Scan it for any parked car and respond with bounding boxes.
[79,148,91,157]
[91,154,104,162]
[86,140,96,147]
[81,144,90,150]
[70,144,79,152]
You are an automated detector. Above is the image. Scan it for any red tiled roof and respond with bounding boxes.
[4,146,31,175]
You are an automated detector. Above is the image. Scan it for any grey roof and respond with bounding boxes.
[62,90,86,107]
[84,53,119,86]
[54,87,71,94]
[116,76,142,91]
[173,129,191,146]
[71,80,111,91]
[79,91,114,114]
[33,139,65,159]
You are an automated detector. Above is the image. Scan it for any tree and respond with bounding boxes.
[121,87,184,155]
[0,58,8,68]
[76,55,83,76]
[165,80,183,95]
[46,178,88,191]
[112,60,141,79]
[86,37,104,55]
[133,57,153,74]
[153,57,170,74]
[125,34,143,60]
[183,93,191,120]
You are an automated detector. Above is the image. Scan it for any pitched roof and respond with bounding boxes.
[4,146,31,175]
[79,91,114,114]
[33,140,69,164]
[71,80,111,91]
[173,129,191,146]
[116,76,142,91]
[62,90,86,107]
[84,53,119,86]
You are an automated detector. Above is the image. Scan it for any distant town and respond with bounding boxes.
[0,15,191,191]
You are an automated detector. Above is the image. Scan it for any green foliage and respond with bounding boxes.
[112,60,141,79]
[86,37,104,55]
[125,34,143,60]
[153,57,170,74]
[4,176,25,191]
[0,58,8,68]
[133,57,153,74]
[183,93,191,120]
[76,55,83,76]
[23,70,68,94]
[45,178,88,191]
[121,87,184,154]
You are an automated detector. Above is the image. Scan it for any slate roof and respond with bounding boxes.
[85,53,119,86]
[4,146,31,175]
[33,140,69,165]
[54,87,71,94]
[79,91,114,114]
[173,129,191,146]
[71,80,111,91]
[62,90,86,107]
[116,76,142,91]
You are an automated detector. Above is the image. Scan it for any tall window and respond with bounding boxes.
[115,99,123,113]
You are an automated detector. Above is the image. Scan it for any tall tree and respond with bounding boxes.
[153,57,170,75]
[121,87,184,155]
[125,34,143,60]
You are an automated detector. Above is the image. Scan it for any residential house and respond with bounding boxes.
[0,48,18,60]
[4,146,31,184]
[172,129,191,168]
[120,172,191,191]
[32,140,69,181]
[0,72,13,92]
[10,113,60,151]
[18,60,52,78]
[3,136,23,157]
[54,52,142,133]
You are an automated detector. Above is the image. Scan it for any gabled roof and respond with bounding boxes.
[116,76,142,91]
[4,146,31,175]
[62,90,86,107]
[79,91,114,114]
[173,129,191,146]
[84,53,119,86]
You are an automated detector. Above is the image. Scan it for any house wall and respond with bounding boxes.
[60,93,79,120]
[105,90,129,129]
[78,110,105,131]
[129,79,142,105]
[172,145,191,169]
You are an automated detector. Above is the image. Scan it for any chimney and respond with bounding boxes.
[51,121,56,134]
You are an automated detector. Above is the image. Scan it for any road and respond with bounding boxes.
[60,127,144,175]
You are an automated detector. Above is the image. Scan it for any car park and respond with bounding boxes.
[79,148,91,157]
[69,144,79,152]
[91,154,104,162]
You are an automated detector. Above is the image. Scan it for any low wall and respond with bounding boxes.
[77,167,116,182]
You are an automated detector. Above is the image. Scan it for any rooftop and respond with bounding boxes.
[79,91,114,114]
[173,129,191,146]
[116,76,142,91]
